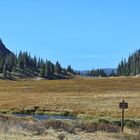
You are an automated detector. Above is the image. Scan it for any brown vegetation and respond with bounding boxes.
[0,114,139,140]
[0,114,121,140]
[0,77,140,118]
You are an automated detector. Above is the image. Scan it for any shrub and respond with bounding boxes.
[98,119,109,124]
[84,122,98,132]
[57,133,66,140]
[44,120,75,134]
[124,119,140,128]
[112,120,121,126]
[97,123,120,133]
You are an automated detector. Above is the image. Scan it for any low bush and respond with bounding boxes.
[57,133,67,140]
[84,122,98,132]
[44,120,75,134]
[124,119,140,128]
[98,119,110,124]
[97,122,120,133]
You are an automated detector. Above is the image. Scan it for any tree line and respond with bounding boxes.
[117,49,140,76]
[0,51,75,78]
[88,69,107,77]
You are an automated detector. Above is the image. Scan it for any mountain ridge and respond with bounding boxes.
[0,39,11,55]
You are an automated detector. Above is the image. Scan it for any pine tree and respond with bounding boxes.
[18,51,24,69]
[45,60,51,78]
[0,53,4,72]
[55,61,61,74]
[50,63,55,74]
[67,65,74,73]
[40,63,45,77]
[3,63,6,78]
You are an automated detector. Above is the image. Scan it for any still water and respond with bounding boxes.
[15,114,77,121]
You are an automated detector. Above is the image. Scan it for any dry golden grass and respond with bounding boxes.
[0,130,139,140]
[0,77,140,118]
[0,131,120,140]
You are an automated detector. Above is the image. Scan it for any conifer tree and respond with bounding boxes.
[3,63,6,78]
[50,63,55,74]
[55,61,61,74]
[45,60,51,78]
[40,63,45,77]
[67,65,73,73]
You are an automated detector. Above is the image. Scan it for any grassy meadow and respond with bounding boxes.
[0,77,139,119]
[0,77,140,139]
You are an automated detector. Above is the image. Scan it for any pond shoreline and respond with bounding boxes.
[0,109,76,117]
[15,113,77,121]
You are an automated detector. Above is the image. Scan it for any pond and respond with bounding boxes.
[15,114,77,121]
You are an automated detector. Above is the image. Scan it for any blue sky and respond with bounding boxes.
[0,0,140,70]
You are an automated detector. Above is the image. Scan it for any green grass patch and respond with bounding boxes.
[77,114,140,129]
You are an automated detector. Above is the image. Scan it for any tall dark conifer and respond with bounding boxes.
[55,61,61,74]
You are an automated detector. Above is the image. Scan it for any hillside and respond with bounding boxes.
[0,39,11,55]
[0,39,75,80]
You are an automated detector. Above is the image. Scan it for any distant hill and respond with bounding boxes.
[75,70,89,76]
[76,68,117,77]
